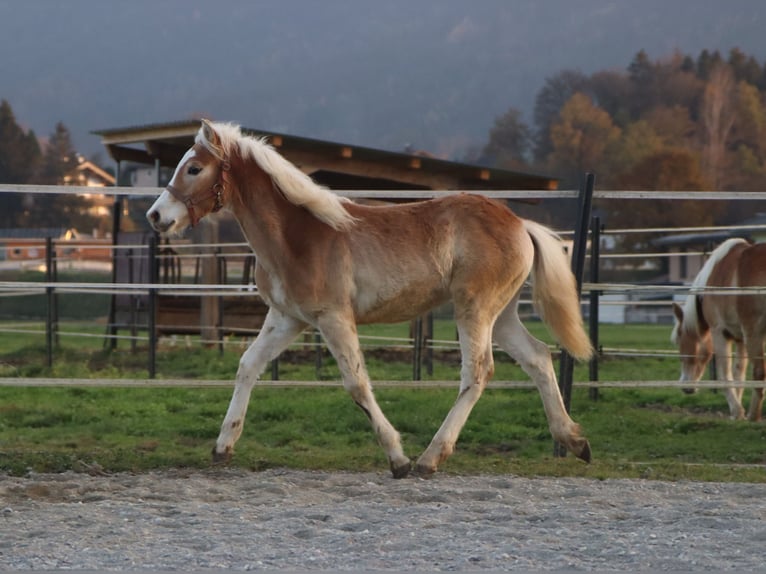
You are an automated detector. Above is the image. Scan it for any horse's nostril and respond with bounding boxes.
[149,210,159,223]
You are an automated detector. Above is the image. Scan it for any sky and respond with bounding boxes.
[1,0,765,162]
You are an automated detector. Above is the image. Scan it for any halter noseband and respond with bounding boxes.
[166,158,231,227]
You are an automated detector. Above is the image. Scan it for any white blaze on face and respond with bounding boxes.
[167,147,197,188]
[146,147,198,235]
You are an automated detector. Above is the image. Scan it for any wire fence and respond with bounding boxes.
[1,182,766,388]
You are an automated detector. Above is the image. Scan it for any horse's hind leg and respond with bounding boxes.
[745,335,765,421]
[414,316,495,477]
[213,308,306,463]
[317,312,411,478]
[493,305,591,462]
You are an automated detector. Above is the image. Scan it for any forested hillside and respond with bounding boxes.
[480,48,766,229]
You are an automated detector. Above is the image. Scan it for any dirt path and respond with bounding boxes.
[1,468,764,571]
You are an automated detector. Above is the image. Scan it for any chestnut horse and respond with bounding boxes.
[147,120,592,478]
[671,237,766,420]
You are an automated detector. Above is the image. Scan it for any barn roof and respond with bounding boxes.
[93,119,557,192]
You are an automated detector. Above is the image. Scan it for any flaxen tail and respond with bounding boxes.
[522,219,593,361]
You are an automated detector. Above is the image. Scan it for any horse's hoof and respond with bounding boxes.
[211,446,232,465]
[575,439,592,463]
[412,463,437,479]
[390,460,412,479]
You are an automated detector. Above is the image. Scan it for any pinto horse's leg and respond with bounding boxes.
[492,304,591,462]
[317,312,411,478]
[414,317,495,477]
[713,334,745,420]
[745,335,765,422]
[732,341,748,408]
[212,308,306,463]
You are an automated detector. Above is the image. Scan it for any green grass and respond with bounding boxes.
[1,319,765,482]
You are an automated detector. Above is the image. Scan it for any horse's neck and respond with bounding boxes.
[230,165,312,274]
[693,294,710,334]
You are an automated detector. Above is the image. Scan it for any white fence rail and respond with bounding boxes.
[1,183,766,387]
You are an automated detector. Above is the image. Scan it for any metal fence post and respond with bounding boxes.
[412,316,423,381]
[45,236,55,368]
[554,172,595,458]
[148,235,157,379]
[589,215,601,401]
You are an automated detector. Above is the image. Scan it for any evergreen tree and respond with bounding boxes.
[480,107,532,169]
[0,100,41,227]
[19,121,96,230]
[39,121,78,185]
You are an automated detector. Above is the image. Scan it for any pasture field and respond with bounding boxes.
[0,320,765,482]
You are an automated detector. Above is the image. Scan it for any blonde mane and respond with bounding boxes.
[197,121,356,231]
[671,237,748,344]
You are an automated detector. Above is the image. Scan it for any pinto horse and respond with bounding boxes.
[146,120,593,478]
[671,237,766,420]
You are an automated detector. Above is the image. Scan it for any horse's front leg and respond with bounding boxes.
[213,309,306,463]
[713,335,745,420]
[732,341,748,411]
[317,312,411,478]
[415,317,494,477]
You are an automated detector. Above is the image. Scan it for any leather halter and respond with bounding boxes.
[166,158,231,227]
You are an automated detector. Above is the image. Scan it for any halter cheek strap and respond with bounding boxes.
[166,158,231,227]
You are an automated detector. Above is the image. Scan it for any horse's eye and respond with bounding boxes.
[187,166,202,176]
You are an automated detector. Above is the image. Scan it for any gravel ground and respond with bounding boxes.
[1,468,765,572]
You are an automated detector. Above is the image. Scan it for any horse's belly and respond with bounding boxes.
[354,284,450,324]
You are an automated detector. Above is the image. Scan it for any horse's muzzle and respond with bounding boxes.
[147,209,173,234]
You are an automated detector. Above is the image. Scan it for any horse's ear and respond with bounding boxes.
[201,119,223,151]
[672,302,684,323]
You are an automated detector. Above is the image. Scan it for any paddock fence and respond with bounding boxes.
[2,181,766,394]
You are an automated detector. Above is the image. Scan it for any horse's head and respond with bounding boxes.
[671,302,712,393]
[147,119,231,235]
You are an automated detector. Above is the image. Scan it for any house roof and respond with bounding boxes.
[75,156,115,186]
[93,119,558,192]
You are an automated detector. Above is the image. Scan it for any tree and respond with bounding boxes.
[733,81,766,161]
[589,70,633,126]
[545,92,621,188]
[0,100,42,186]
[532,70,590,162]
[697,49,723,81]
[19,122,96,230]
[728,48,763,87]
[480,107,532,169]
[606,149,713,249]
[0,100,41,227]
[605,120,664,185]
[39,122,78,185]
[700,63,737,189]
[626,51,703,122]
[725,81,766,220]
[643,105,697,148]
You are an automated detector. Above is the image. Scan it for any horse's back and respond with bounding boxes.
[344,194,532,323]
[738,243,766,287]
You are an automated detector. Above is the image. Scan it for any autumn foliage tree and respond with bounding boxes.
[483,47,766,230]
